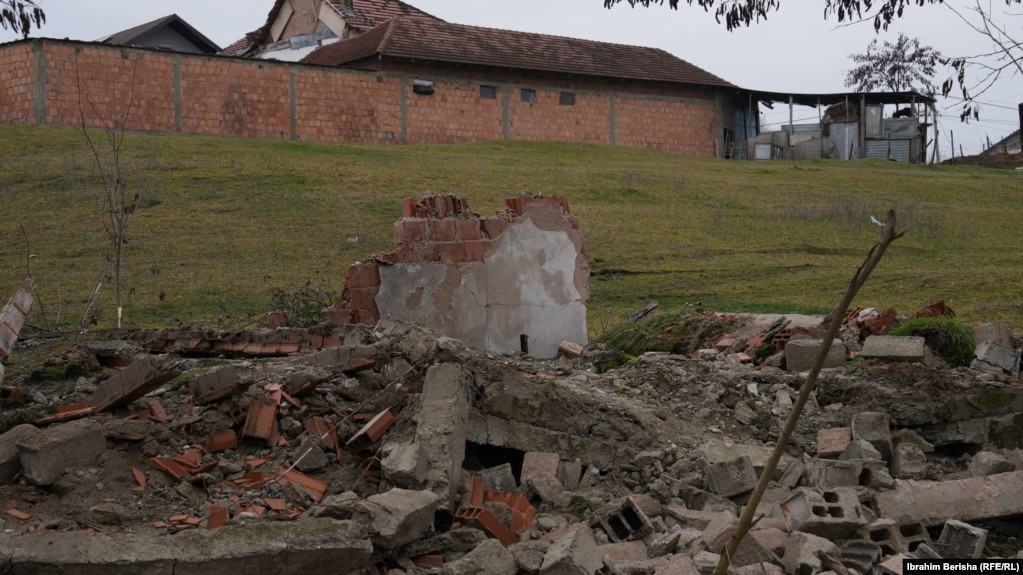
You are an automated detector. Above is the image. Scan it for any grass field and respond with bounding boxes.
[1,125,1020,337]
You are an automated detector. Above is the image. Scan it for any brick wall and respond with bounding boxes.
[335,193,575,326]
[1,39,730,156]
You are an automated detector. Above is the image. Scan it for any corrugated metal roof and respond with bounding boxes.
[301,17,735,88]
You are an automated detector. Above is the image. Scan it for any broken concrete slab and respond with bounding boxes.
[382,441,427,488]
[972,341,1020,375]
[443,537,518,575]
[540,524,602,575]
[416,364,470,509]
[90,355,183,413]
[860,335,933,364]
[0,423,39,484]
[875,470,1023,525]
[0,518,371,574]
[784,339,847,373]
[362,488,442,550]
[17,418,105,486]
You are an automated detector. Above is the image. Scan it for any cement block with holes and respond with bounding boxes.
[803,457,886,489]
[851,412,892,461]
[862,518,934,556]
[784,338,847,373]
[935,519,988,559]
[602,496,654,542]
[891,443,927,479]
[705,454,757,498]
[540,524,602,575]
[17,418,105,486]
[779,487,866,540]
[875,470,1023,526]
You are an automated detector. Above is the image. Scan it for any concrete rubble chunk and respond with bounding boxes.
[967,451,1014,477]
[442,538,518,575]
[705,454,757,498]
[972,341,1020,375]
[935,519,988,559]
[416,364,470,509]
[860,335,933,364]
[382,441,427,488]
[540,524,603,575]
[781,530,838,575]
[362,488,442,550]
[0,423,40,484]
[522,452,563,487]
[600,539,648,569]
[784,338,847,373]
[875,470,1023,526]
[879,552,909,575]
[89,355,182,413]
[837,539,882,574]
[851,411,892,461]
[17,418,105,486]
[890,443,927,479]
[816,427,851,458]
[840,438,883,461]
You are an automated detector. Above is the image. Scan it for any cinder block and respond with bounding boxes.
[18,418,105,486]
[862,518,934,556]
[602,496,654,542]
[779,487,866,540]
[935,519,987,559]
[706,455,757,498]
[784,339,847,373]
[851,411,892,461]
[890,443,926,479]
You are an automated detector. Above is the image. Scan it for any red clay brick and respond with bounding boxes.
[349,287,378,312]
[481,217,507,238]
[455,218,481,240]
[348,262,380,289]
[401,219,429,243]
[429,218,457,241]
[463,240,493,262]
[436,241,465,263]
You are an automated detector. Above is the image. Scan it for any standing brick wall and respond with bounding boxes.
[0,42,35,124]
[405,80,504,144]
[1,39,731,156]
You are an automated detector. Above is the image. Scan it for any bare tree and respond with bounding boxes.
[844,33,942,95]
[0,0,44,38]
[72,56,148,329]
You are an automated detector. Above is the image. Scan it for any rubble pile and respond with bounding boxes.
[0,294,1020,572]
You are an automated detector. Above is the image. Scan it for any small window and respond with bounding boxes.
[520,89,536,104]
[559,92,575,106]
[480,85,497,99]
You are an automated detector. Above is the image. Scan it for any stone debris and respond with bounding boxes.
[0,303,1018,573]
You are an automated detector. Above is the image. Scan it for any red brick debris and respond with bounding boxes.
[329,192,576,327]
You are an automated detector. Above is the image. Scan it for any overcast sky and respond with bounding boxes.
[23,0,1023,156]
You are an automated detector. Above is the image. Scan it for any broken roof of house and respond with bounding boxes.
[247,0,438,49]
[301,16,735,88]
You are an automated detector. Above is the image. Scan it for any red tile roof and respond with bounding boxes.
[249,0,438,49]
[301,17,734,88]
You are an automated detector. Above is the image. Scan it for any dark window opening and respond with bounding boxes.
[559,92,575,106]
[480,85,497,99]
[520,89,536,104]
[412,79,434,95]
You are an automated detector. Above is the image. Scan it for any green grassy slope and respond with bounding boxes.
[1,125,1020,337]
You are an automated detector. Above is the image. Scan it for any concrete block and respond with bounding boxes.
[892,429,934,453]
[781,531,837,575]
[862,518,934,557]
[17,418,105,485]
[363,488,442,550]
[602,496,654,542]
[381,441,426,488]
[891,443,927,479]
[935,519,987,559]
[540,524,602,575]
[973,342,1020,375]
[875,470,1023,526]
[0,424,39,484]
[803,457,875,488]
[967,451,1014,477]
[784,338,847,373]
[479,462,517,492]
[816,427,851,458]
[561,460,583,490]
[840,438,883,461]
[837,539,882,573]
[973,322,1014,348]
[779,487,866,540]
[522,452,563,487]
[443,538,518,575]
[600,539,648,569]
[851,411,892,461]
[861,335,932,364]
[706,454,757,498]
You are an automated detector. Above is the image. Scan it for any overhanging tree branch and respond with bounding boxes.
[0,0,44,38]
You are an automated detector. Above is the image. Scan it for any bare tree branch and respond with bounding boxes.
[0,0,44,39]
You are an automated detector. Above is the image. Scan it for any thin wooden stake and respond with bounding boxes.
[712,209,904,575]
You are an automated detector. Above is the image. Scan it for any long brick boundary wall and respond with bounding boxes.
[1,38,726,155]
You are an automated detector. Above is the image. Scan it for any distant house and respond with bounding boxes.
[101,14,221,54]
[221,0,438,60]
[981,129,1022,156]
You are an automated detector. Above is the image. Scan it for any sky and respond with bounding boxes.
[21,0,1023,157]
